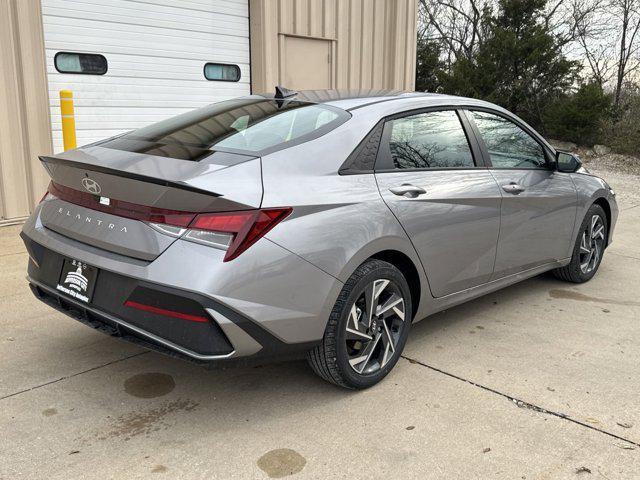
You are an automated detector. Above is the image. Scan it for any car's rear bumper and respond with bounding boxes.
[21,205,342,365]
[27,276,316,366]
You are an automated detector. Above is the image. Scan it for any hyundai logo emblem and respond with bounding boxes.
[81,177,101,195]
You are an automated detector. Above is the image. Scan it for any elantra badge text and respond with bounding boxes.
[56,207,128,233]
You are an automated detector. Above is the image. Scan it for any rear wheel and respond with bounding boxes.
[553,204,608,283]
[307,259,412,389]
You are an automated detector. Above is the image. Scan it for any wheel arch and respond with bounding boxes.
[333,229,431,322]
[592,197,612,246]
[369,250,422,320]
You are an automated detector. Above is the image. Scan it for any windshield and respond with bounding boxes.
[100,98,350,161]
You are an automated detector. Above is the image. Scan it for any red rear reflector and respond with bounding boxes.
[124,300,209,323]
[190,207,292,261]
[48,181,196,227]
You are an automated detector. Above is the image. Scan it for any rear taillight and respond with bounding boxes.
[47,181,291,261]
[185,208,292,261]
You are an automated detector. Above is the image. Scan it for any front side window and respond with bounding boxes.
[54,52,107,75]
[469,111,547,169]
[386,110,475,169]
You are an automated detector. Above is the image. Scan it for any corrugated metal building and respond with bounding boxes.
[0,0,417,225]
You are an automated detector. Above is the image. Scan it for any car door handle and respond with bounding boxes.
[389,184,427,198]
[502,183,526,195]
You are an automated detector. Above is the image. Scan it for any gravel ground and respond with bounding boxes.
[549,138,640,177]
[588,164,640,210]
[550,140,640,206]
[580,151,640,177]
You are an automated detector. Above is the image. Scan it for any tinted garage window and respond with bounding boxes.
[54,52,107,75]
[101,98,350,159]
[204,63,241,82]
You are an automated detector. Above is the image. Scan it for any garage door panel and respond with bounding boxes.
[47,85,248,105]
[43,30,250,61]
[45,42,248,66]
[47,75,249,88]
[44,0,248,23]
[144,0,249,16]
[49,106,194,119]
[42,10,249,38]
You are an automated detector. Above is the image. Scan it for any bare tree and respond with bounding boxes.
[612,0,640,108]
[418,0,490,68]
[419,0,601,66]
[545,0,603,48]
[573,1,619,86]
[419,0,640,102]
[573,0,640,105]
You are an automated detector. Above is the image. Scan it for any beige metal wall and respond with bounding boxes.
[250,0,418,93]
[0,0,52,224]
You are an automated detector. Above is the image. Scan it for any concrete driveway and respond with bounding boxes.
[1,166,639,479]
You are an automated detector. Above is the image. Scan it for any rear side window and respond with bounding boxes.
[215,104,340,152]
[469,111,547,169]
[54,52,107,75]
[385,110,475,169]
[100,98,350,159]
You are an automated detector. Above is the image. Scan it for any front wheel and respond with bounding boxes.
[553,203,608,283]
[307,259,412,389]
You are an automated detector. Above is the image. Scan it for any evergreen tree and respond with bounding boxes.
[440,0,579,132]
[415,38,443,93]
[544,82,612,146]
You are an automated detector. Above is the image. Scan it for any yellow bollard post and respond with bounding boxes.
[60,90,77,151]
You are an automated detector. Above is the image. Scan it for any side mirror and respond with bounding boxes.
[556,151,582,173]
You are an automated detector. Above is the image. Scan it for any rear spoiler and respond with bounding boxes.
[39,155,221,197]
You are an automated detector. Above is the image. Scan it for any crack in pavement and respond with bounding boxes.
[402,355,640,449]
[2,347,638,450]
[0,351,149,401]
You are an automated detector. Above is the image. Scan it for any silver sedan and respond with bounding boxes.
[22,89,618,388]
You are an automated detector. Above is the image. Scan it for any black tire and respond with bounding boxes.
[307,259,412,389]
[553,203,608,283]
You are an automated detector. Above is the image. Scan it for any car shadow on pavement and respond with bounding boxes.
[406,272,564,344]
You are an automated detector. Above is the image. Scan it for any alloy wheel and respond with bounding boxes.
[345,279,406,375]
[579,214,605,274]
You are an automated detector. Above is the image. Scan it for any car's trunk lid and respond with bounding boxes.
[39,145,262,261]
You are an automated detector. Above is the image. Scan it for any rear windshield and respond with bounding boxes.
[100,98,350,161]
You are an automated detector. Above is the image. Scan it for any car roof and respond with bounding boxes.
[256,88,423,108]
[256,88,485,111]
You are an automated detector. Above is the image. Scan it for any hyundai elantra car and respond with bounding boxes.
[21,88,617,389]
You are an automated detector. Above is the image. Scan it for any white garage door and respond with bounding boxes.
[41,0,251,153]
